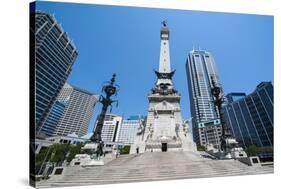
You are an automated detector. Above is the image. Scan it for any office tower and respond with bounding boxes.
[39,101,66,137]
[118,116,145,145]
[54,83,98,137]
[222,82,273,147]
[226,93,246,103]
[32,11,78,133]
[186,50,222,148]
[131,22,196,153]
[100,114,122,143]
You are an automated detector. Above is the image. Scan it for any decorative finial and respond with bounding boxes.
[162,20,167,27]
[111,73,116,84]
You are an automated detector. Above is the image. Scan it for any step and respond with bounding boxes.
[37,151,273,188]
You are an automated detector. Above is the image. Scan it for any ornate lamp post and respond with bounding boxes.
[90,73,119,157]
[210,77,230,157]
[211,77,248,159]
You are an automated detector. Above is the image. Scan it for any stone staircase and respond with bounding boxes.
[37,151,273,188]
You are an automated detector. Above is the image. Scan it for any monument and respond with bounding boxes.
[131,21,196,153]
[37,21,272,189]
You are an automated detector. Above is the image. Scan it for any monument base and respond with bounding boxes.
[70,143,119,166]
[70,154,106,166]
[130,138,196,154]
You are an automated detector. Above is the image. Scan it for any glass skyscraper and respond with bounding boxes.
[226,93,246,103]
[186,50,222,148]
[32,11,78,134]
[118,116,144,145]
[54,83,98,137]
[39,101,66,137]
[222,82,273,147]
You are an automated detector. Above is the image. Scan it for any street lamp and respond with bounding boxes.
[210,76,229,157]
[89,74,119,158]
[211,77,247,159]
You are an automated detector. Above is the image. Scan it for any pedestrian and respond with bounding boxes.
[115,150,119,158]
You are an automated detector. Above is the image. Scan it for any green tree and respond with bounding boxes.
[49,144,70,164]
[197,145,206,151]
[245,144,273,157]
[119,146,130,154]
[245,144,259,156]
[66,143,83,162]
[35,143,84,166]
[35,147,52,166]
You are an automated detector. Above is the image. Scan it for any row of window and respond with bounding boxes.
[223,85,273,147]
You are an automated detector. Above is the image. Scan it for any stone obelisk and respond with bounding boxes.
[131,21,196,154]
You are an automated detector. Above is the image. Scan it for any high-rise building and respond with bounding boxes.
[39,101,66,137]
[32,11,78,133]
[222,82,273,147]
[100,114,122,143]
[118,116,144,145]
[54,83,98,137]
[186,50,222,148]
[226,93,246,103]
[131,22,196,153]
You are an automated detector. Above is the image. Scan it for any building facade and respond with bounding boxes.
[33,132,90,154]
[33,11,78,134]
[222,82,273,147]
[186,50,222,148]
[118,116,144,145]
[100,114,123,143]
[226,93,246,103]
[39,101,66,137]
[54,83,98,137]
[131,22,196,154]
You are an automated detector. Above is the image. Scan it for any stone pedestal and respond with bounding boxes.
[70,143,118,166]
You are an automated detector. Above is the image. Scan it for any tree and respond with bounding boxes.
[66,144,83,162]
[245,144,273,157]
[119,146,130,154]
[245,144,259,156]
[35,147,52,166]
[197,145,206,151]
[49,144,70,164]
[35,143,84,166]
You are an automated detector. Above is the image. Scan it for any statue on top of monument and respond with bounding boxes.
[162,20,167,27]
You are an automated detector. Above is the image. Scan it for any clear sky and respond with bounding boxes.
[35,1,273,133]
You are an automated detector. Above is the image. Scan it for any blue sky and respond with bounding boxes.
[35,1,273,133]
